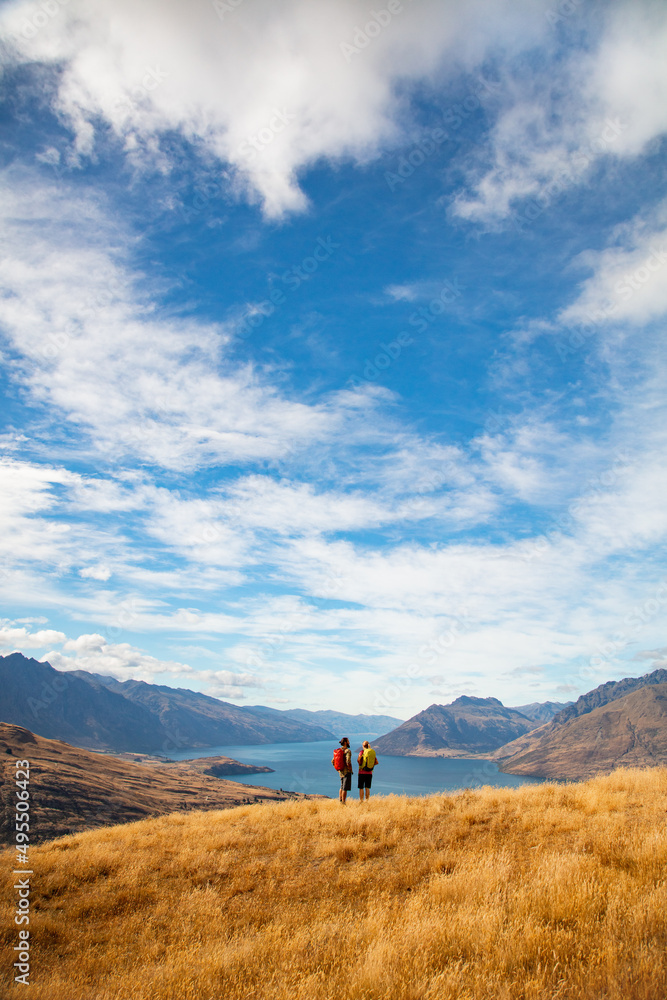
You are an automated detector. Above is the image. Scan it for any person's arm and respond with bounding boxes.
[345,748,352,771]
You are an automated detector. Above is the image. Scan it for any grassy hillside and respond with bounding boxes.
[2,769,667,999]
[0,724,305,845]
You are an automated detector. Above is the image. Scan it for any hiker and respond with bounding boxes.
[332,737,353,804]
[357,740,378,801]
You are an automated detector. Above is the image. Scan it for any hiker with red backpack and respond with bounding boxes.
[357,740,378,801]
[332,737,352,804]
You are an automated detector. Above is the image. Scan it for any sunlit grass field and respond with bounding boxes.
[2,767,667,999]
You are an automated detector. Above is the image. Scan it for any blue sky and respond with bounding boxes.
[1,0,666,718]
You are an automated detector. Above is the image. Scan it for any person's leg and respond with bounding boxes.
[365,787,370,800]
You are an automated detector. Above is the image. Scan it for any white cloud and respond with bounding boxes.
[46,632,260,694]
[587,2,667,159]
[0,458,251,604]
[0,0,553,218]
[0,625,67,650]
[0,459,82,572]
[453,2,667,225]
[384,284,419,302]
[79,565,112,582]
[559,205,667,328]
[0,169,380,472]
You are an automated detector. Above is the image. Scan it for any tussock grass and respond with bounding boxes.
[2,767,667,999]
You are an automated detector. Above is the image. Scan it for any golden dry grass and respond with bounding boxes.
[2,767,667,999]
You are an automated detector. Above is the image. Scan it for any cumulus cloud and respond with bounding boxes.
[2,0,667,714]
[559,205,667,328]
[0,625,67,650]
[0,0,552,217]
[79,565,112,582]
[453,1,667,225]
[45,632,260,695]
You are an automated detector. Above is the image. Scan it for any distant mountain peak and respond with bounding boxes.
[375,697,537,756]
[448,695,504,708]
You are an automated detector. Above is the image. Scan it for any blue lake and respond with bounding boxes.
[169,736,543,798]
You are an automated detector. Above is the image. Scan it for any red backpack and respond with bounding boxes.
[333,747,347,771]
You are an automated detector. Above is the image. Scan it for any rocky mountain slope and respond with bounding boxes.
[0,653,334,753]
[373,696,537,756]
[551,668,667,724]
[511,700,571,723]
[80,673,335,747]
[495,680,667,780]
[0,723,314,844]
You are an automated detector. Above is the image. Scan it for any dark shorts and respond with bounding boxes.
[340,772,352,791]
[358,772,373,789]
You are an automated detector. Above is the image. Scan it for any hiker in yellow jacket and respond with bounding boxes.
[357,740,378,801]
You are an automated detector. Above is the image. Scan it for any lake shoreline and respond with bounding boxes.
[167,738,543,798]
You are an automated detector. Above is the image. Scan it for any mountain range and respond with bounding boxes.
[494,670,667,779]
[373,671,667,779]
[248,705,402,736]
[373,697,542,756]
[511,701,571,723]
[5,650,667,781]
[0,653,401,753]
